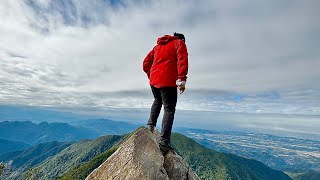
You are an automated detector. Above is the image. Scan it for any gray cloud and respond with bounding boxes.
[0,0,319,114]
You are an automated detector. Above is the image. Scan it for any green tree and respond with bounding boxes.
[0,163,4,175]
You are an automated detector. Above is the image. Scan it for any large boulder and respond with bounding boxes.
[86,128,200,180]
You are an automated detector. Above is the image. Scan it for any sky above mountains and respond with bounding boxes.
[0,0,319,115]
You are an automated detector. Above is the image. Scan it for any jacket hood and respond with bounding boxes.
[157,35,178,45]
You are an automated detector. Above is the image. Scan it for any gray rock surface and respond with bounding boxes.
[86,128,200,180]
[164,151,200,180]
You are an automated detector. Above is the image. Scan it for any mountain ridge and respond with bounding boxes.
[1,127,292,179]
[0,121,99,145]
[0,119,138,147]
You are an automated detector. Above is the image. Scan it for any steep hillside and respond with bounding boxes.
[171,132,291,180]
[29,134,124,179]
[289,170,320,180]
[0,141,72,171]
[59,147,118,180]
[59,127,142,180]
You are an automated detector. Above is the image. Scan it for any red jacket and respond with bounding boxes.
[143,35,189,88]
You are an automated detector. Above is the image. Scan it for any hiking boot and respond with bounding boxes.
[147,125,155,133]
[159,140,174,155]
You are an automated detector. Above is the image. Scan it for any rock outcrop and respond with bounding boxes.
[86,128,200,180]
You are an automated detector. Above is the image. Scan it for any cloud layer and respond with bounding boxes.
[0,0,319,114]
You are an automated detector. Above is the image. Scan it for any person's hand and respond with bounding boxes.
[178,84,185,94]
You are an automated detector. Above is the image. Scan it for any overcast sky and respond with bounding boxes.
[0,0,319,115]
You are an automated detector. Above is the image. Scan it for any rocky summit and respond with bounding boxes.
[86,127,200,180]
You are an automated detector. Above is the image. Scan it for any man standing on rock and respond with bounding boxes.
[143,32,189,154]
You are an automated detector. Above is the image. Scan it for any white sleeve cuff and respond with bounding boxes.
[176,79,186,86]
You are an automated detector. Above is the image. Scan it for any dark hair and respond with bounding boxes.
[173,32,185,41]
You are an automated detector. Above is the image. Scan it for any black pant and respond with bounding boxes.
[147,85,177,143]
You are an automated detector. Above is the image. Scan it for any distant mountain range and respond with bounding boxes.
[0,139,30,155]
[0,105,317,179]
[0,118,138,147]
[0,121,98,145]
[0,118,138,155]
[0,127,291,180]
